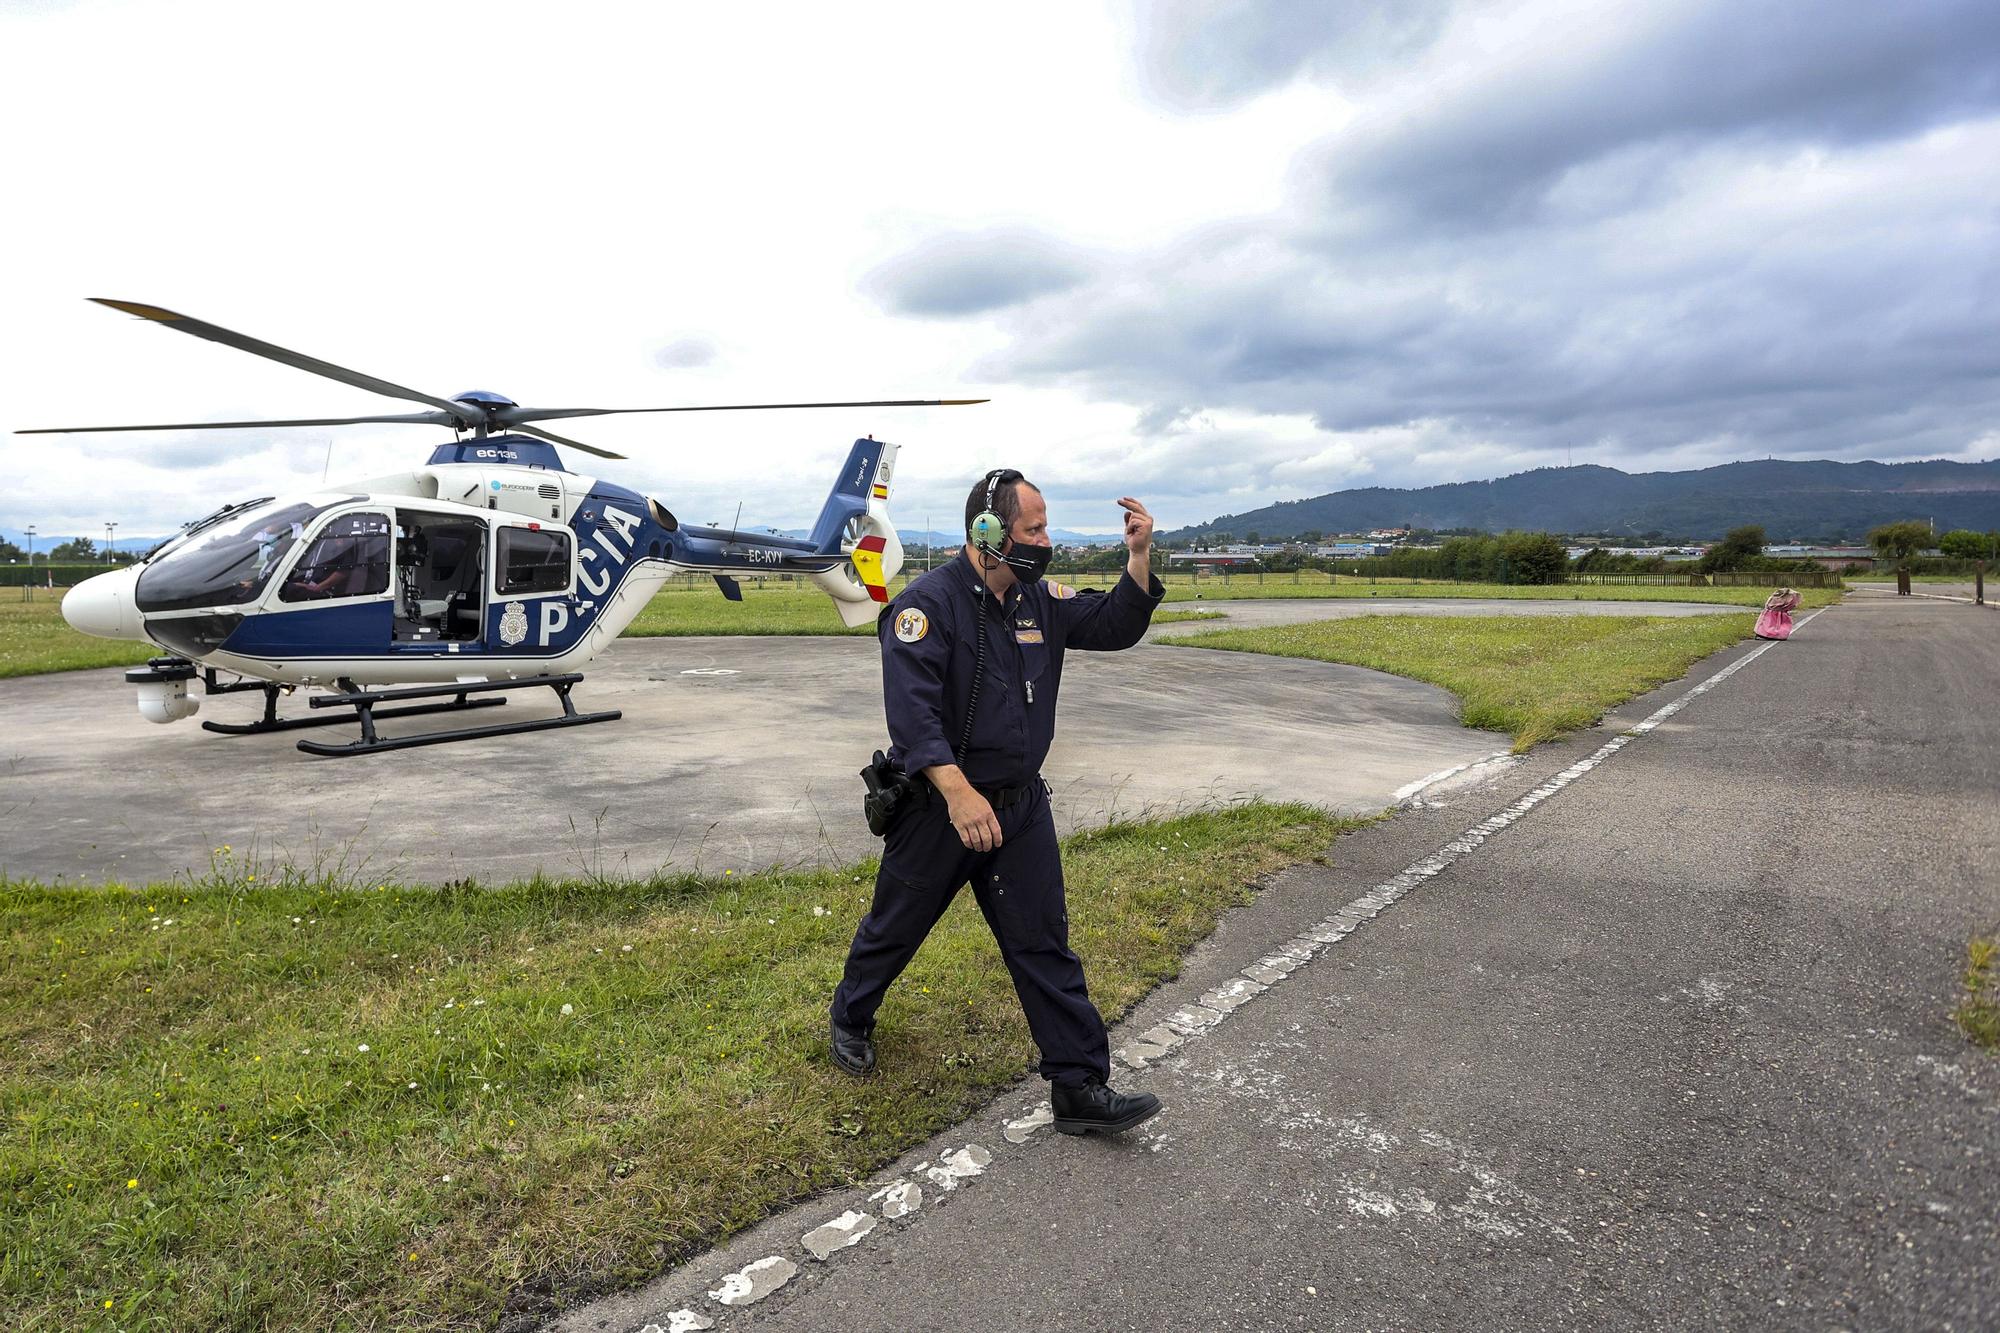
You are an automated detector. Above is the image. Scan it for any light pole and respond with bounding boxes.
[24,525,35,603]
[106,521,118,565]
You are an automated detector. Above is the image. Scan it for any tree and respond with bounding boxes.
[0,538,22,562]
[1498,530,1569,584]
[1937,529,1996,560]
[1698,524,1766,573]
[1867,520,1931,568]
[47,537,95,561]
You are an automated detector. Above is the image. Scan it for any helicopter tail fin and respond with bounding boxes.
[805,438,904,628]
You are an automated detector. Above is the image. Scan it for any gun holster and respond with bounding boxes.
[860,749,924,837]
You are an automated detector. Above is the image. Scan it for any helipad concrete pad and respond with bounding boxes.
[1,599,1736,886]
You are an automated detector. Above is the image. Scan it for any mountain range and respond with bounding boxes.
[1165,459,2000,543]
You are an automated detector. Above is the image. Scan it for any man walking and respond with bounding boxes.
[830,468,1166,1135]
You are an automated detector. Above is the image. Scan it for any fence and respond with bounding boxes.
[1567,570,1843,589]
[0,563,120,589]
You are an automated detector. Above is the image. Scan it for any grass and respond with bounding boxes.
[0,803,1353,1332]
[1956,936,1998,1050]
[1163,613,1758,749]
[0,587,155,679]
[1148,608,1229,625]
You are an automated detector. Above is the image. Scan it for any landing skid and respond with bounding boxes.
[200,671,507,736]
[294,673,620,757]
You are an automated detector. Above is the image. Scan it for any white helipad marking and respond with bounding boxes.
[1393,751,1513,805]
[643,1310,714,1333]
[802,1209,876,1260]
[869,1178,924,1219]
[1003,1103,1053,1143]
[679,668,741,676]
[922,1142,993,1190]
[707,1255,797,1306]
[1347,1188,1400,1217]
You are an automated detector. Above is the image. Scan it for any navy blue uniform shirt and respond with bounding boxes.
[880,548,1165,788]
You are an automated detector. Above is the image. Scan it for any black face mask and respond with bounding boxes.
[1000,540,1053,584]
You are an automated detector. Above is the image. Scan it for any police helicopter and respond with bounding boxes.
[24,299,983,756]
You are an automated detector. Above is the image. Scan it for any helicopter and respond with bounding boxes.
[24,299,984,756]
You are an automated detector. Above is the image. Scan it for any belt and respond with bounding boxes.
[977,782,1036,810]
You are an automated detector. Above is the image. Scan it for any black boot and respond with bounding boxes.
[829,1014,876,1077]
[1051,1075,1161,1135]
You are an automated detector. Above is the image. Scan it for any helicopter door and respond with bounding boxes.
[393,510,490,646]
[491,523,574,653]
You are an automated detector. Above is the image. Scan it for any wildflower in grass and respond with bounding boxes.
[357,1044,370,1053]
[560,1004,574,1016]
[621,944,632,952]
[127,1178,137,1189]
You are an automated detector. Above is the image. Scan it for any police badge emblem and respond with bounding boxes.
[498,600,529,646]
[893,607,929,643]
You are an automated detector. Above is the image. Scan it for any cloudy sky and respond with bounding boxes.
[2,0,1995,546]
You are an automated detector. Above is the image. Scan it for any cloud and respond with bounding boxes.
[864,228,1093,318]
[1306,0,2000,229]
[869,0,2000,501]
[1128,0,1459,110]
[653,336,717,370]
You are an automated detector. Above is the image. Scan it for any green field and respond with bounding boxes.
[1163,612,1759,749]
[0,588,156,679]
[0,804,1351,1332]
[0,577,1837,679]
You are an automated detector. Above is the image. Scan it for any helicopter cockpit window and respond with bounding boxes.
[134,499,333,613]
[280,512,391,603]
[497,527,571,595]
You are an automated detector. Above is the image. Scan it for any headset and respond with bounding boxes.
[968,467,1022,554]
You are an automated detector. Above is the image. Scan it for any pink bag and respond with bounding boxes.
[1755,588,1801,640]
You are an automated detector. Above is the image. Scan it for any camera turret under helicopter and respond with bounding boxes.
[26,299,982,755]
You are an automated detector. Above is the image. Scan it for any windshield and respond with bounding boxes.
[135,499,336,612]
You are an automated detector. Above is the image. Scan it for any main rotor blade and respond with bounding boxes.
[508,422,628,461]
[89,299,481,425]
[17,411,456,435]
[504,398,989,424]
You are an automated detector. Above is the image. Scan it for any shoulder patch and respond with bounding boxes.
[1048,581,1077,600]
[893,607,930,643]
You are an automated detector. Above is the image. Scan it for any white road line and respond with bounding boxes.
[1391,751,1514,804]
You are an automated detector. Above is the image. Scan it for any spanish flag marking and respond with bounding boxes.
[852,534,889,602]
[872,484,890,499]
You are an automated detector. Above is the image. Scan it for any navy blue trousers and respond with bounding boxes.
[831,782,1110,1087]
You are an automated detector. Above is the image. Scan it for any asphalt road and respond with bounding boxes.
[562,593,1998,1333]
[1,620,1501,886]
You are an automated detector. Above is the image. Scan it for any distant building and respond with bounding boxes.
[1168,550,1261,567]
[1764,545,1877,568]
